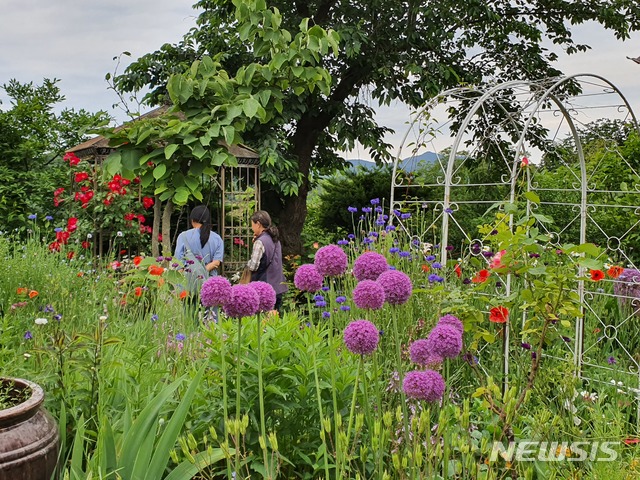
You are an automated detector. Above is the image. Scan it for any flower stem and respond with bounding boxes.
[256,313,270,478]
[235,317,243,476]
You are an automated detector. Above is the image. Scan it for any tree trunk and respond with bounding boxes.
[161,198,174,257]
[151,195,161,257]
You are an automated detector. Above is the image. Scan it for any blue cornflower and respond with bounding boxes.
[374,206,383,213]
[336,296,347,304]
[348,234,356,239]
[313,294,325,301]
[363,238,374,244]
[370,198,380,205]
[54,227,63,233]
[151,314,159,322]
[389,247,400,254]
[399,251,411,258]
[412,238,420,246]
[28,214,37,220]
[337,239,349,245]
[607,356,616,365]
[348,206,358,213]
[425,255,436,262]
[362,207,372,214]
[376,218,386,226]
[393,209,402,216]
[24,331,33,340]
[400,213,411,219]
[340,305,351,311]
[322,311,331,318]
[370,232,379,238]
[386,224,396,232]
[428,274,444,283]
[44,215,54,221]
[43,304,55,313]
[321,286,330,292]
[432,262,442,269]
[176,333,186,341]
[53,314,62,321]
[315,300,327,308]
[444,208,453,214]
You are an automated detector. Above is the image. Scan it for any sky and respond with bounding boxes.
[1,1,639,161]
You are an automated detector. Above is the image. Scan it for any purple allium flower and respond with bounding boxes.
[343,320,380,355]
[249,281,277,312]
[409,339,443,366]
[352,280,385,310]
[222,284,260,319]
[437,314,463,334]
[200,276,232,307]
[403,370,445,402]
[377,270,412,305]
[176,333,186,341]
[294,264,324,292]
[336,296,347,304]
[314,245,348,277]
[353,251,389,281]
[426,324,463,359]
[24,331,33,340]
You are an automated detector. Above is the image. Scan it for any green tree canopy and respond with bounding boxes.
[112,0,640,254]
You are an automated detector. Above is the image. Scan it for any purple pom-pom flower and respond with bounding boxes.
[403,370,445,402]
[343,319,380,355]
[314,244,348,276]
[377,270,412,305]
[352,280,385,310]
[437,314,464,334]
[409,339,443,367]
[353,251,388,281]
[425,324,463,359]
[222,284,260,319]
[249,281,277,312]
[294,264,324,292]
[200,276,232,307]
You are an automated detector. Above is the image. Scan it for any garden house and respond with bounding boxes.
[66,106,261,275]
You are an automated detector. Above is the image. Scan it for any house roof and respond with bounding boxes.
[66,105,260,162]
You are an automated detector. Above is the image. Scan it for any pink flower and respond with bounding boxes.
[343,320,380,355]
[489,250,506,270]
[352,280,385,310]
[314,244,348,277]
[403,370,445,402]
[353,251,388,281]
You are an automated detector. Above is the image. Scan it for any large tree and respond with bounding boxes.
[113,0,640,254]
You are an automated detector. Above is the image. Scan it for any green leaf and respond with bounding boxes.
[174,187,190,205]
[144,367,205,480]
[165,144,179,159]
[242,97,260,118]
[69,416,86,480]
[164,448,232,480]
[523,191,541,204]
[153,164,167,180]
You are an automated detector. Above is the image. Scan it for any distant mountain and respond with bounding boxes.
[346,151,440,172]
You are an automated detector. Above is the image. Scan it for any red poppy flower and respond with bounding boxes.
[134,287,143,297]
[454,263,462,278]
[28,290,39,299]
[590,269,605,281]
[148,265,164,276]
[16,287,27,295]
[489,306,509,323]
[472,269,490,283]
[623,438,640,445]
[133,256,143,266]
[421,264,430,273]
[607,266,624,279]
[179,290,188,299]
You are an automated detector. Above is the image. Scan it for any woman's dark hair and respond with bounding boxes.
[190,205,211,248]
[251,210,279,243]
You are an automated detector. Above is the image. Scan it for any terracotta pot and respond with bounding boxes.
[0,378,59,480]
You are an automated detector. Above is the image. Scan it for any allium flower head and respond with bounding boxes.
[426,324,463,359]
[294,264,324,292]
[352,280,385,310]
[409,339,443,366]
[249,281,277,312]
[343,320,380,355]
[437,314,464,334]
[222,284,260,319]
[353,251,388,281]
[377,270,412,305]
[200,276,232,307]
[403,370,445,402]
[314,244,348,276]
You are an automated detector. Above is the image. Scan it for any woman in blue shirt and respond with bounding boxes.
[175,205,224,318]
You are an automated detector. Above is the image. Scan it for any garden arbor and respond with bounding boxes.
[67,107,261,269]
[390,74,640,416]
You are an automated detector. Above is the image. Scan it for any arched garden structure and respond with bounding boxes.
[389,74,640,419]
